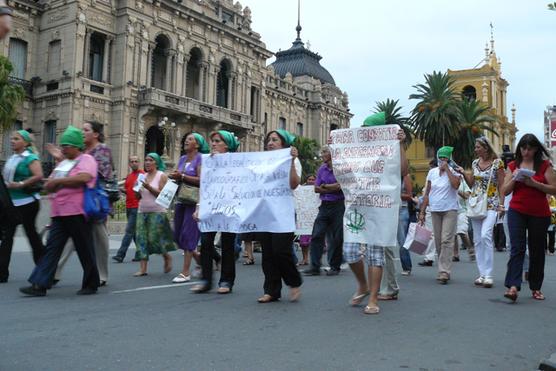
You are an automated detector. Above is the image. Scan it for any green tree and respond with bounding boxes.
[409,71,459,149]
[373,98,413,149]
[0,56,25,133]
[548,2,556,10]
[295,136,320,183]
[452,99,498,168]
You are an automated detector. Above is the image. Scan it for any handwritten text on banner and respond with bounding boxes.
[199,148,295,233]
[330,125,401,246]
[294,185,321,235]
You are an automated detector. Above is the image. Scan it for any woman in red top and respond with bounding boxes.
[502,134,556,302]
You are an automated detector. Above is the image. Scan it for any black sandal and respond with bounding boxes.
[190,281,211,293]
[243,258,255,265]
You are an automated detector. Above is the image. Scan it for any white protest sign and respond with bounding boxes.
[330,125,401,246]
[155,180,178,209]
[294,185,321,235]
[199,148,295,233]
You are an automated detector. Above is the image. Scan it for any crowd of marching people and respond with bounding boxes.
[2,111,556,315]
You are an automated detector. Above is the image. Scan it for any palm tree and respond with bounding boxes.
[294,136,320,183]
[0,56,25,133]
[374,98,413,149]
[409,71,459,149]
[452,99,498,168]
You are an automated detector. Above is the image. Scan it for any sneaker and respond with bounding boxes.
[19,285,47,297]
[112,256,124,263]
[483,277,493,288]
[418,260,433,267]
[474,276,485,286]
[401,270,411,276]
[326,269,340,276]
[302,268,321,276]
[172,273,191,283]
[436,272,450,284]
[76,287,98,295]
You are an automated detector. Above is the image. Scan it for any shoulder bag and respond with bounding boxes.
[466,162,495,220]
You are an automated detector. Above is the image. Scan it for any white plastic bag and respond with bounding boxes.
[403,223,433,255]
[155,180,179,209]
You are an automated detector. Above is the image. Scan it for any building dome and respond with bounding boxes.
[270,38,336,86]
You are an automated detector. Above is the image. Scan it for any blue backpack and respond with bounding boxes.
[83,177,110,221]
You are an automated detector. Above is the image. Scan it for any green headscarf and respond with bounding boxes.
[214,130,240,152]
[17,130,32,144]
[437,146,454,159]
[146,152,166,171]
[192,133,210,154]
[60,125,85,150]
[362,112,386,127]
[16,129,37,154]
[273,129,296,147]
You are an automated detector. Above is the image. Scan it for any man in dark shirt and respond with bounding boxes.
[304,146,345,276]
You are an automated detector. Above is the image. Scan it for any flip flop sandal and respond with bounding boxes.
[377,294,398,301]
[243,258,255,265]
[257,294,279,303]
[504,289,518,302]
[532,290,545,300]
[133,272,148,277]
[349,291,370,306]
[364,305,380,315]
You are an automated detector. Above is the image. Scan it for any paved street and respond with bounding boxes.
[1,235,556,371]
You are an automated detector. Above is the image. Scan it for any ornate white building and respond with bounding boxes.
[1,0,351,175]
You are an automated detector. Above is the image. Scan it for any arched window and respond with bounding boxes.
[89,33,105,82]
[186,48,203,100]
[216,59,232,108]
[462,85,477,101]
[145,125,165,156]
[151,35,170,90]
[8,38,27,79]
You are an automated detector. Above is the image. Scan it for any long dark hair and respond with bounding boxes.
[515,133,550,172]
[85,120,105,143]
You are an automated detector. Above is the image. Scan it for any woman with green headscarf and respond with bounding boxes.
[419,146,462,284]
[168,132,209,283]
[190,130,239,294]
[1,130,45,283]
[133,152,176,276]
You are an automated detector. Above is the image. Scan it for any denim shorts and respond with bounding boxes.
[343,242,385,267]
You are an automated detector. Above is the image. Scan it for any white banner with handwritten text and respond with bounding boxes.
[199,149,295,233]
[330,125,401,246]
[294,185,321,235]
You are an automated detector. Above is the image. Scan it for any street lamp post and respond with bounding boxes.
[158,116,177,169]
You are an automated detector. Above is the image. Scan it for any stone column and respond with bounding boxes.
[83,30,92,78]
[165,50,175,93]
[102,36,112,83]
[145,42,154,88]
[228,72,236,110]
[176,53,188,97]
[207,63,217,105]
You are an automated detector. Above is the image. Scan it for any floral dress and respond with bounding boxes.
[471,158,504,210]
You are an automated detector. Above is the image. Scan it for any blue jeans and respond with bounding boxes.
[505,208,549,291]
[398,206,412,271]
[115,208,138,259]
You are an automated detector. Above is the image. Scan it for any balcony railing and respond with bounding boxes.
[138,88,253,130]
[8,76,33,96]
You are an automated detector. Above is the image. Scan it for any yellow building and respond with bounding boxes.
[408,37,518,188]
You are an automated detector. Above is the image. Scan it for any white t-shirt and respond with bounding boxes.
[426,167,461,212]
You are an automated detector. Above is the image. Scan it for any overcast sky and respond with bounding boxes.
[248,0,555,143]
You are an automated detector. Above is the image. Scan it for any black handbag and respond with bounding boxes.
[101,159,120,203]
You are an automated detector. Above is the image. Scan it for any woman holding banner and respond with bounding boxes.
[191,130,239,294]
[342,112,408,315]
[169,133,209,283]
[133,153,176,277]
[256,129,303,303]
